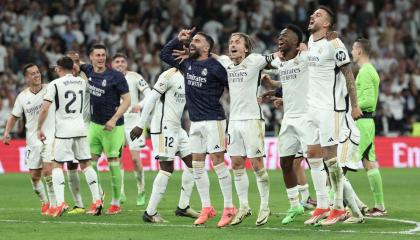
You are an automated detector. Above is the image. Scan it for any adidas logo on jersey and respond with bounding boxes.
[256,149,261,154]
[188,65,191,70]
[26,101,31,105]
[178,85,182,89]
[328,137,334,143]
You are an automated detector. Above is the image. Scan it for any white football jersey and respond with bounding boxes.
[124,71,149,108]
[44,74,87,138]
[150,68,186,133]
[11,85,55,146]
[307,36,350,111]
[218,53,274,120]
[271,51,309,117]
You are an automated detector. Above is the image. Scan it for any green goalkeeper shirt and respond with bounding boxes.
[355,63,380,112]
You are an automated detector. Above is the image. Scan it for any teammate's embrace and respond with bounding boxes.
[215,33,274,226]
[160,28,235,227]
[37,57,103,217]
[303,6,362,226]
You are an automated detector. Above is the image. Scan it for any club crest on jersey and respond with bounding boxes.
[88,77,92,81]
[102,79,107,87]
[201,68,207,76]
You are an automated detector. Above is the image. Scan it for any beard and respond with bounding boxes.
[189,49,200,59]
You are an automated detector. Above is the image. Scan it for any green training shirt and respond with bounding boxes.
[355,63,380,112]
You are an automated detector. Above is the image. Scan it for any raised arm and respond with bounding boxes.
[160,28,195,69]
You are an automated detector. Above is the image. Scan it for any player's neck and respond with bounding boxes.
[196,54,209,61]
[357,57,370,67]
[283,49,298,61]
[29,84,42,94]
[94,65,106,73]
[232,56,245,65]
[312,29,328,41]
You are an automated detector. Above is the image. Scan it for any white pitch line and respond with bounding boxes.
[0,208,419,235]
[0,219,419,236]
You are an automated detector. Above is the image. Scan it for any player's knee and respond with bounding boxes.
[307,158,323,170]
[280,158,294,172]
[182,154,193,168]
[307,147,321,158]
[67,162,78,170]
[231,157,245,170]
[159,161,174,173]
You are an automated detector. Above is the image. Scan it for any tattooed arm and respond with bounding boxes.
[340,63,363,119]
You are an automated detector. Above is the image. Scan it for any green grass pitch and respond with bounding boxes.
[0,168,419,240]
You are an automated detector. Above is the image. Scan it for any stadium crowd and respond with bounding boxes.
[0,0,419,137]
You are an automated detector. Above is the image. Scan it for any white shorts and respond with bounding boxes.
[189,120,226,154]
[25,144,53,169]
[338,113,361,168]
[227,119,265,158]
[278,116,307,157]
[54,137,91,162]
[303,108,345,147]
[151,128,190,161]
[124,113,145,150]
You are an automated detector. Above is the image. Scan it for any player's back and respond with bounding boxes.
[125,71,149,107]
[151,68,186,133]
[218,53,271,121]
[307,36,350,112]
[49,74,87,138]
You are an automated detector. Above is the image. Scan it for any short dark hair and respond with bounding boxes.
[355,38,372,56]
[56,56,74,70]
[112,53,128,61]
[89,43,107,55]
[319,5,335,29]
[23,63,37,76]
[195,32,214,54]
[285,24,303,45]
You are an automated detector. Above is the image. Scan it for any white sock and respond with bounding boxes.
[31,179,48,204]
[255,168,269,210]
[286,186,300,208]
[146,170,171,215]
[192,161,211,208]
[120,169,125,196]
[214,163,233,208]
[67,169,83,208]
[134,168,145,193]
[52,168,65,204]
[233,168,249,208]
[343,176,363,217]
[298,184,310,202]
[353,190,366,209]
[83,166,101,202]
[44,175,56,207]
[308,158,329,209]
[326,157,344,209]
[178,168,194,209]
